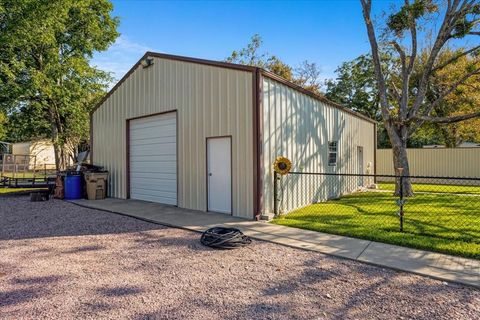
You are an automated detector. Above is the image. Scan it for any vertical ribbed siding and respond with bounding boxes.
[377,148,480,180]
[261,77,376,213]
[92,57,254,218]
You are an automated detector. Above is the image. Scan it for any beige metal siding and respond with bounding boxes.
[261,76,376,213]
[377,148,480,178]
[92,57,254,218]
[12,142,30,155]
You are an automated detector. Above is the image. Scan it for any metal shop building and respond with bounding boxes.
[91,52,376,219]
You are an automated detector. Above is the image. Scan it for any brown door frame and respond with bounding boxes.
[205,135,233,215]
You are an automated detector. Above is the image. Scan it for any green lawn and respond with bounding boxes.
[378,182,480,195]
[272,190,480,259]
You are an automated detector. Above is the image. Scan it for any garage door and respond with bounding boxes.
[129,112,177,205]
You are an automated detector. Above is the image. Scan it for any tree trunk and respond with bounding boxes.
[385,122,414,196]
[52,124,61,172]
[440,125,458,148]
[51,122,68,172]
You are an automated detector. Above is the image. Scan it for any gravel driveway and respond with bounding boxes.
[1,196,479,320]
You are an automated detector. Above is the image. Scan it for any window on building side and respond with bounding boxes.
[328,141,338,166]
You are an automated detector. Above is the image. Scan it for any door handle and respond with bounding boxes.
[208,173,213,176]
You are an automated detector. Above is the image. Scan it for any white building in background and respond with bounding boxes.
[12,140,57,169]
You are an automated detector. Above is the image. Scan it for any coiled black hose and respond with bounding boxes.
[200,227,252,249]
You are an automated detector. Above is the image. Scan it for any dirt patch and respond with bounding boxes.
[1,196,479,319]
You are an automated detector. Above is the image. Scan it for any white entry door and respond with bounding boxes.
[129,112,177,205]
[207,137,232,214]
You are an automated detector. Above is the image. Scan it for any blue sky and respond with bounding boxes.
[92,0,402,85]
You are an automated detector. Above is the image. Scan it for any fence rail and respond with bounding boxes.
[1,154,56,188]
[273,171,480,258]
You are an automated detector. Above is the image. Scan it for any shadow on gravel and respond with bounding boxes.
[0,275,62,307]
[0,196,164,241]
[12,275,63,285]
[98,286,143,297]
[62,245,105,254]
[0,288,46,307]
[129,232,212,252]
[231,258,478,320]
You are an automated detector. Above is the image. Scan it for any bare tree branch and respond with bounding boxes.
[416,112,480,123]
[406,0,417,75]
[431,45,480,73]
[360,0,391,121]
[427,67,480,110]
[390,40,411,119]
[410,1,477,118]
[388,82,402,104]
[410,67,480,128]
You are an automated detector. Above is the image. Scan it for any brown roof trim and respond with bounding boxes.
[260,70,377,124]
[91,52,257,116]
[91,52,149,115]
[147,52,257,72]
[91,51,376,126]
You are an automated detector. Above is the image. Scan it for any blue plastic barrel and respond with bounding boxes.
[64,174,82,200]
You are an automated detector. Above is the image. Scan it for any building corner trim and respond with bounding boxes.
[89,112,93,164]
[253,68,262,220]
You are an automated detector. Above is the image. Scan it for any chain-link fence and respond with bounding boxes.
[273,171,480,258]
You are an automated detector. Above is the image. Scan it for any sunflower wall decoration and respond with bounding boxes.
[273,156,292,175]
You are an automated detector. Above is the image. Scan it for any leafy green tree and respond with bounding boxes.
[422,49,480,147]
[360,0,480,195]
[325,50,480,148]
[226,34,322,93]
[226,34,294,80]
[0,0,118,169]
[325,54,380,120]
[0,112,7,141]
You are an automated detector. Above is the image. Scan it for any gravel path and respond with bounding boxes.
[1,196,479,320]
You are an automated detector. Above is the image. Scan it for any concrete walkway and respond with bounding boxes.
[70,198,479,288]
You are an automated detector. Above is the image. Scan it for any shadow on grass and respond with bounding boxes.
[274,191,480,259]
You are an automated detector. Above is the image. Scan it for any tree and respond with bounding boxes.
[360,0,480,195]
[325,54,380,120]
[0,112,7,141]
[325,50,480,148]
[0,0,118,170]
[226,34,322,93]
[226,34,294,80]
[422,49,480,146]
[293,61,323,95]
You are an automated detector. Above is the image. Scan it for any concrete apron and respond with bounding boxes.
[69,198,479,289]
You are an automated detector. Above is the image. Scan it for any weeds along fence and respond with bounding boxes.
[273,171,480,243]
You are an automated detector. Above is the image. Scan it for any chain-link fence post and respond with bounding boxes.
[399,170,404,232]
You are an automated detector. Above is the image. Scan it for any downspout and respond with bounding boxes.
[253,68,263,220]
